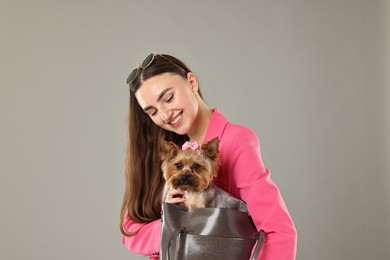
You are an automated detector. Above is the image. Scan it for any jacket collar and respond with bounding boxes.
[203,108,229,143]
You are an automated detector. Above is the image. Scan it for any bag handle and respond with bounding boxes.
[166,226,186,260]
[251,230,266,260]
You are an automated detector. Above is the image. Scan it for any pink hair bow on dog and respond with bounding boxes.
[182,141,199,151]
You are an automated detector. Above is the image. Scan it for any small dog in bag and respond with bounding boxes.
[161,137,247,212]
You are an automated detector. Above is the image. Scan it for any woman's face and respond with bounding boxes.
[134,72,200,136]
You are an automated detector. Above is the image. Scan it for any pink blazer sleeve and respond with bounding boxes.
[122,214,161,258]
[222,126,297,259]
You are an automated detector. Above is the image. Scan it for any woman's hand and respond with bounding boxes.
[165,187,186,206]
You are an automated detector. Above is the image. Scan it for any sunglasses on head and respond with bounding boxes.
[126,52,158,86]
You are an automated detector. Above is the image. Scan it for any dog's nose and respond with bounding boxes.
[180,175,189,184]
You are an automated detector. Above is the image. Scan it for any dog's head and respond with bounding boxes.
[161,137,220,192]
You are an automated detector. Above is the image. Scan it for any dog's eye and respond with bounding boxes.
[175,163,182,169]
[192,164,200,170]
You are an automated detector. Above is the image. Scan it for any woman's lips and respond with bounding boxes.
[169,112,183,126]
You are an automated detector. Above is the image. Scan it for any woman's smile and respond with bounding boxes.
[168,111,183,126]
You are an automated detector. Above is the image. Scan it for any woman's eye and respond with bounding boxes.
[166,94,173,103]
[150,110,158,116]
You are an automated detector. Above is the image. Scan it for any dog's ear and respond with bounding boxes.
[201,137,220,159]
[161,140,179,160]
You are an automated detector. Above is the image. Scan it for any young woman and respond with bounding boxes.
[120,53,297,259]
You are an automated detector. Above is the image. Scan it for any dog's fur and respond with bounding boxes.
[161,137,247,212]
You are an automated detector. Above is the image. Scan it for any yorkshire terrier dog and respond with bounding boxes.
[161,137,248,212]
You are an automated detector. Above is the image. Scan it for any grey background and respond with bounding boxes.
[1,0,389,259]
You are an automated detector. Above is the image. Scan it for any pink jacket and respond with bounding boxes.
[122,109,297,259]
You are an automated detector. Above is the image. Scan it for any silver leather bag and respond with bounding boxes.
[160,202,265,260]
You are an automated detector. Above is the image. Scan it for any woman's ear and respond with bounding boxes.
[187,72,199,94]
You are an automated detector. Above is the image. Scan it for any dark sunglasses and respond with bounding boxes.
[126,53,158,86]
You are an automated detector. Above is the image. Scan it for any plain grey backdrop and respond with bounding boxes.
[1,0,389,259]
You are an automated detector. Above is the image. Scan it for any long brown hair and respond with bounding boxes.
[120,54,202,236]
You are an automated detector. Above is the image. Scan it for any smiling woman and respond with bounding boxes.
[120,53,297,259]
[134,72,211,139]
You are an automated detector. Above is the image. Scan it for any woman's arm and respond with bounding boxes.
[224,126,297,259]
[122,214,161,257]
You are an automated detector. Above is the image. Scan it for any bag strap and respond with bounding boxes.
[166,226,186,260]
[251,230,266,260]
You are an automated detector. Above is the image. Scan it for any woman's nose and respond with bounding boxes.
[159,109,172,123]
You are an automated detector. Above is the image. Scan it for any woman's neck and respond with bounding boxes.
[187,98,212,143]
